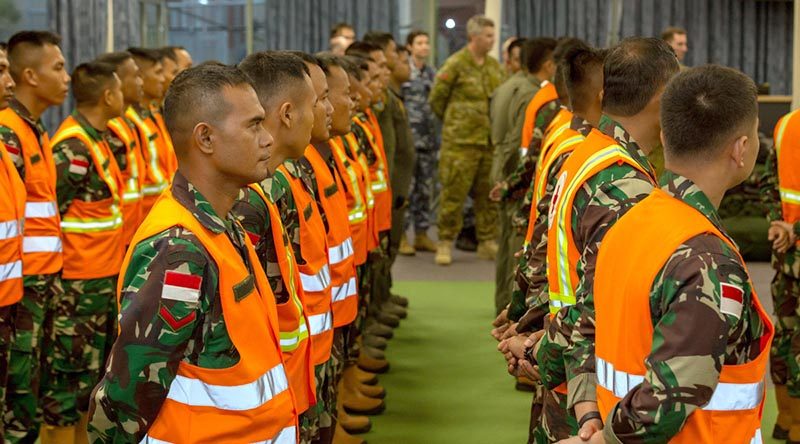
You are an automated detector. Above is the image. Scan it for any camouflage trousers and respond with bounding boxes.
[405,149,438,234]
[529,387,578,443]
[300,358,336,444]
[368,233,391,318]
[41,275,117,426]
[5,273,61,444]
[0,304,15,438]
[355,263,371,336]
[769,265,800,396]
[437,143,498,241]
[495,200,524,314]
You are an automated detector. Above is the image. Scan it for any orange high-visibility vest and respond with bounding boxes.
[107,116,145,246]
[51,116,125,280]
[594,189,773,443]
[278,159,334,365]
[150,105,178,178]
[0,107,63,275]
[520,81,559,154]
[0,142,25,306]
[122,188,299,444]
[305,146,358,327]
[353,115,392,234]
[249,183,316,415]
[125,106,171,215]
[342,133,380,253]
[545,129,656,395]
[523,109,579,247]
[546,128,656,316]
[774,110,800,226]
[329,136,369,266]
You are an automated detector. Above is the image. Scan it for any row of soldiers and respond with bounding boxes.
[474,25,796,443]
[0,28,416,444]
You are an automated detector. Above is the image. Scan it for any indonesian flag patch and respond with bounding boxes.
[720,282,744,319]
[5,145,20,163]
[246,230,261,246]
[161,271,202,303]
[68,158,90,175]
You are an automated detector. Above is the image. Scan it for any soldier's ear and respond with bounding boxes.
[279,101,293,129]
[194,122,214,154]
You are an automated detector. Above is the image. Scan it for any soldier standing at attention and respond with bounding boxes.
[489,37,554,316]
[580,65,770,444]
[0,43,22,441]
[89,63,299,444]
[762,106,800,441]
[0,30,70,444]
[41,62,125,444]
[399,30,438,255]
[428,14,504,266]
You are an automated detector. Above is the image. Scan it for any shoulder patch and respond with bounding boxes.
[161,270,202,303]
[324,183,338,198]
[720,282,744,319]
[233,274,255,302]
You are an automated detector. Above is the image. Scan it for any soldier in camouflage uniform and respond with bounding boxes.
[89,64,293,442]
[401,30,439,254]
[762,110,800,440]
[0,31,70,444]
[428,15,504,265]
[41,62,126,443]
[572,65,769,443]
[509,38,679,442]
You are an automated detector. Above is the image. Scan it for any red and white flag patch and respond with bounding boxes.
[5,145,20,163]
[720,282,744,319]
[162,271,202,303]
[68,158,90,175]
[246,230,261,246]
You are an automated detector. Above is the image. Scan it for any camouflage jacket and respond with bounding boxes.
[0,98,49,181]
[535,115,656,407]
[602,171,766,443]
[761,143,800,277]
[385,86,415,201]
[53,111,115,215]
[402,61,438,152]
[88,173,247,443]
[510,116,594,324]
[428,47,503,146]
[500,99,561,202]
[489,72,539,184]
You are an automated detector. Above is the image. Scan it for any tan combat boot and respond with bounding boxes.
[398,234,415,256]
[343,364,386,399]
[789,396,800,443]
[414,232,437,252]
[435,240,452,265]
[333,422,367,444]
[75,412,90,444]
[40,424,76,444]
[350,365,379,385]
[339,379,385,415]
[357,349,390,373]
[476,240,498,260]
[775,385,791,439]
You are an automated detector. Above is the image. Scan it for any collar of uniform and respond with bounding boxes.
[569,114,594,137]
[9,98,47,137]
[660,170,729,238]
[132,103,153,119]
[598,114,656,178]
[524,72,541,87]
[171,171,232,234]
[72,110,106,141]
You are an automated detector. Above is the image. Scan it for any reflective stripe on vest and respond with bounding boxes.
[596,357,763,411]
[126,108,167,195]
[0,220,20,240]
[329,238,354,265]
[780,188,800,205]
[0,260,22,283]
[330,137,367,223]
[549,145,637,314]
[300,264,331,293]
[26,201,57,218]
[279,321,309,350]
[331,276,357,303]
[108,117,143,203]
[166,362,289,410]
[23,236,62,253]
[307,311,333,336]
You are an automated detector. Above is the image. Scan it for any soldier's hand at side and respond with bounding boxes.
[505,334,530,360]
[524,329,545,353]
[499,322,519,340]
[769,222,792,253]
[556,430,604,444]
[491,322,510,341]
[489,181,506,202]
[493,308,509,327]
[518,359,540,381]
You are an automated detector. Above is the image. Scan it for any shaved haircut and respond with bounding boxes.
[71,62,118,106]
[238,51,309,108]
[126,47,161,65]
[163,64,254,151]
[562,45,605,109]
[340,56,364,81]
[7,30,62,81]
[95,51,134,70]
[345,41,380,61]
